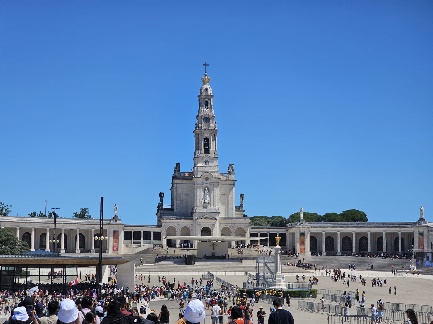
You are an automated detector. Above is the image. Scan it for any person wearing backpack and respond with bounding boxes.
[79,296,100,324]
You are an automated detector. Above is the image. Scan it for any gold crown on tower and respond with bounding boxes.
[202,74,210,85]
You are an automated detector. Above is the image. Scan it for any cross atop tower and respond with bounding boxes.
[203,62,209,74]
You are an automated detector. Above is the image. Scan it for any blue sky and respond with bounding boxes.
[1,1,432,224]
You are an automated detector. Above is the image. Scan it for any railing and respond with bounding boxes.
[297,300,433,324]
[317,289,433,314]
[0,253,61,258]
[215,276,235,289]
[202,272,214,280]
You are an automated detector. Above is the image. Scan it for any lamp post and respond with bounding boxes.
[49,208,60,253]
[94,197,107,297]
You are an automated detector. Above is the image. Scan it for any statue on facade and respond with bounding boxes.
[240,193,244,208]
[114,204,118,216]
[204,187,210,204]
[420,205,424,219]
[275,234,281,247]
[300,207,304,221]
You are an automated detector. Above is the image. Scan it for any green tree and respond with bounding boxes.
[288,212,321,223]
[28,211,46,218]
[322,212,342,222]
[269,216,287,227]
[0,228,30,254]
[73,208,91,219]
[0,202,12,216]
[48,211,57,219]
[340,209,368,222]
[249,216,270,226]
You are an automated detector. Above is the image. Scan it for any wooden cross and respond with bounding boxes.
[203,62,209,74]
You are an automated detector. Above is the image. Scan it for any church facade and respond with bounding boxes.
[155,71,249,249]
[0,70,432,263]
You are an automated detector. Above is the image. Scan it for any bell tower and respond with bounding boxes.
[193,63,219,177]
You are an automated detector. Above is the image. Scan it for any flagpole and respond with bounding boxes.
[98,197,104,298]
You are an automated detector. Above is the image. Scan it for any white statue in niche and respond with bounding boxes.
[204,187,210,204]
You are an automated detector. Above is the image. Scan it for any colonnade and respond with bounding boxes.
[13,226,123,254]
[287,227,430,257]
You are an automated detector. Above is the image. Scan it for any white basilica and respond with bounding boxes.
[155,71,250,255]
[0,69,432,263]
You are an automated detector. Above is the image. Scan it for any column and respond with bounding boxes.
[322,232,326,256]
[45,228,50,251]
[352,232,356,255]
[414,229,418,250]
[16,227,20,239]
[337,232,341,255]
[367,232,371,253]
[76,229,80,253]
[305,230,311,256]
[383,232,387,254]
[108,229,113,254]
[31,228,35,251]
[118,229,124,254]
[295,231,300,255]
[91,229,95,253]
[398,232,402,253]
[286,232,290,252]
[61,228,65,253]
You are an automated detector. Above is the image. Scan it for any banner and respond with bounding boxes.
[418,231,424,251]
[69,278,79,286]
[113,230,119,252]
[300,232,305,254]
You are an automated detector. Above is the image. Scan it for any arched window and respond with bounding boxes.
[22,232,31,248]
[203,138,210,154]
[359,236,368,253]
[204,100,209,109]
[342,236,353,254]
[377,237,383,252]
[39,233,46,250]
[325,236,334,252]
[310,236,318,254]
[201,227,212,236]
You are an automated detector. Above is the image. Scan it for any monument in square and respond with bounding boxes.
[255,234,287,289]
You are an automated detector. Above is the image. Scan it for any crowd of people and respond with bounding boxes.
[0,269,297,324]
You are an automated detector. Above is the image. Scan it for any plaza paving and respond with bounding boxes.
[134,260,433,324]
[1,259,432,324]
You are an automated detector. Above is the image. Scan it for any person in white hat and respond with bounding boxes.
[184,299,206,324]
[57,299,79,324]
[9,306,38,324]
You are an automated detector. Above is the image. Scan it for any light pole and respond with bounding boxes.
[94,197,108,297]
[49,208,60,253]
